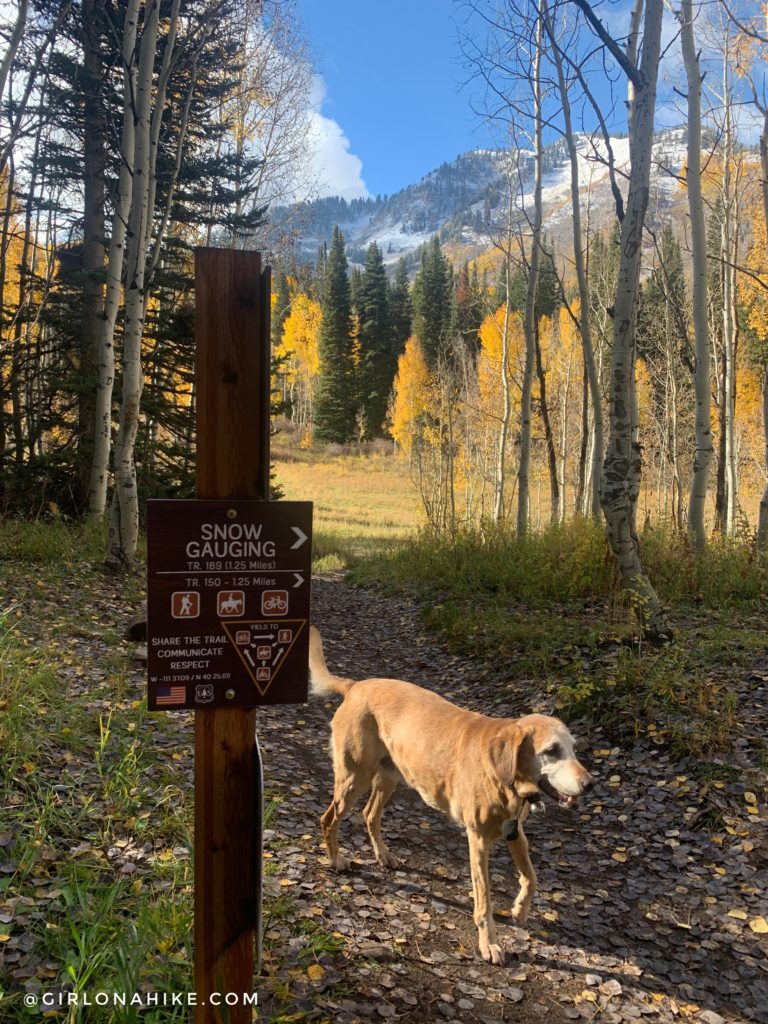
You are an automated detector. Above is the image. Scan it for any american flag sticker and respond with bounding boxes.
[154,685,186,707]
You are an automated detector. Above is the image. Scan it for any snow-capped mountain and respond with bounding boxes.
[275,127,691,271]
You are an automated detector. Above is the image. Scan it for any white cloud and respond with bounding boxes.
[305,77,370,200]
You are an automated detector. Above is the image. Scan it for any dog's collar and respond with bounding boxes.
[503,793,542,842]
[502,819,519,841]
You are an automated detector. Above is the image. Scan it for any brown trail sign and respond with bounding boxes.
[145,249,310,1023]
[147,499,312,709]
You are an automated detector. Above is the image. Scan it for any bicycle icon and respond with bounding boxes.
[261,590,288,616]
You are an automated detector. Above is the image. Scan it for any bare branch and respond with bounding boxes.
[571,0,644,87]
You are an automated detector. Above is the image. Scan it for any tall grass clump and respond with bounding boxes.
[642,524,768,605]
[0,606,61,777]
[354,519,767,755]
[357,517,768,610]
[0,517,108,565]
[355,518,614,606]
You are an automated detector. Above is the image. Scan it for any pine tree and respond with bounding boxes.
[536,246,560,318]
[315,242,328,301]
[493,262,509,310]
[452,262,483,355]
[349,265,363,311]
[412,235,452,369]
[357,242,394,436]
[314,226,355,443]
[389,258,412,356]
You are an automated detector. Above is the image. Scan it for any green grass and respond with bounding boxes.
[1,476,766,1018]
[0,518,348,1023]
[354,519,768,758]
[0,518,109,566]
[0,593,196,1020]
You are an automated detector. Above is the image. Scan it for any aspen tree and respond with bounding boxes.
[87,0,140,521]
[542,3,603,522]
[517,6,544,537]
[576,0,672,638]
[678,0,713,549]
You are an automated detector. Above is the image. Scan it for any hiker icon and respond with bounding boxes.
[172,591,200,618]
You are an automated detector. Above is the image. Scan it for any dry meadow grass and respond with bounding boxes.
[272,438,423,567]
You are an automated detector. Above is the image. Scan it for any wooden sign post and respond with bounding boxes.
[193,249,270,1022]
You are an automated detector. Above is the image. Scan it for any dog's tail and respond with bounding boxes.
[309,626,355,698]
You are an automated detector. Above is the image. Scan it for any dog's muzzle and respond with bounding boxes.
[538,776,592,808]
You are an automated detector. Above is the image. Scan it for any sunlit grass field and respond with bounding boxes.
[273,439,423,568]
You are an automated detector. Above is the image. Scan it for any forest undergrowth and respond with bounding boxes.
[0,514,766,1021]
[353,518,768,764]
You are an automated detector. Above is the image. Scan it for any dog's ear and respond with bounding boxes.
[489,725,523,787]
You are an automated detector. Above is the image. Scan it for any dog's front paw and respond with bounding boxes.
[480,941,505,966]
[329,853,352,871]
[377,850,401,870]
[510,900,530,927]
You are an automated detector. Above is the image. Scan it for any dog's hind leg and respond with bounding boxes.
[321,773,369,871]
[467,828,504,965]
[507,824,537,926]
[362,772,400,869]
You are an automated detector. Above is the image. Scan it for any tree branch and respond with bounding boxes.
[571,0,644,88]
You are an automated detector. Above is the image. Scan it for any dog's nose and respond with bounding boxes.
[581,777,594,794]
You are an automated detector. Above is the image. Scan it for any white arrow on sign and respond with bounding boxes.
[293,572,304,588]
[290,526,308,550]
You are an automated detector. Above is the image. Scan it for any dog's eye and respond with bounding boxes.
[542,743,562,759]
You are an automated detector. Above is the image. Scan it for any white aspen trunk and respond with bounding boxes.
[721,70,739,536]
[517,9,543,538]
[0,0,28,106]
[627,330,642,531]
[107,0,161,568]
[493,258,513,524]
[600,0,671,638]
[143,0,195,286]
[445,365,457,532]
[759,361,768,550]
[680,0,713,549]
[758,111,768,550]
[87,0,140,518]
[560,343,573,522]
[625,0,644,163]
[545,12,603,522]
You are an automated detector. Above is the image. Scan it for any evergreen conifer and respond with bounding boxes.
[412,236,452,368]
[357,242,394,436]
[314,226,355,443]
[389,258,412,356]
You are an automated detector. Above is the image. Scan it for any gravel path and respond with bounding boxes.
[253,574,768,1024]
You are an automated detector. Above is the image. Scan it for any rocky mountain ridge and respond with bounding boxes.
[275,126,693,270]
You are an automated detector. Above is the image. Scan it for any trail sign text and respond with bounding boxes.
[147,499,312,709]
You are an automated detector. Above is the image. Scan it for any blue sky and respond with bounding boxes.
[295,1,760,202]
[297,0,498,199]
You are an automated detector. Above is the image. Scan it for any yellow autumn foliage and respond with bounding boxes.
[390,336,432,454]
[477,305,523,421]
[275,293,321,383]
[274,293,321,435]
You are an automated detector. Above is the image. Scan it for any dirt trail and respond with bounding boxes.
[253,573,768,1024]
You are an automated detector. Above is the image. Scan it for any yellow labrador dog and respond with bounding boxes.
[310,627,593,965]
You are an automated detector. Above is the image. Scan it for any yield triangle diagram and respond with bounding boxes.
[222,618,306,696]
